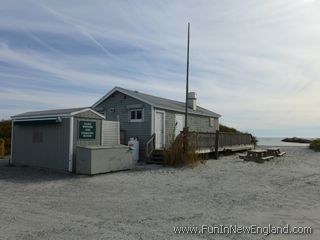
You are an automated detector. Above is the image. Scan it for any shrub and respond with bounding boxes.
[251,135,258,146]
[309,139,320,152]
[0,120,11,155]
[219,124,240,133]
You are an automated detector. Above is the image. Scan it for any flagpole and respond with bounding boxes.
[184,23,190,131]
[183,23,190,157]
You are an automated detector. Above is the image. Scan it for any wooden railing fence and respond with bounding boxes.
[183,131,253,149]
[145,131,253,160]
[145,133,156,159]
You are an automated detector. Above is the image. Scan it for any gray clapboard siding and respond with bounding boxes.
[163,109,219,147]
[12,118,70,171]
[94,91,151,160]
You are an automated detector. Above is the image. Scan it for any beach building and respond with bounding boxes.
[92,87,221,161]
[10,108,123,172]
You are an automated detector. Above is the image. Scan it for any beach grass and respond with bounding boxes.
[165,133,204,166]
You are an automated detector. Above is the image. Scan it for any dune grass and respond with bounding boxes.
[0,120,11,155]
[165,133,205,166]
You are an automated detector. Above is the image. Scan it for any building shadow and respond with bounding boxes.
[0,159,82,184]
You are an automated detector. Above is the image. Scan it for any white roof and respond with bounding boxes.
[11,107,105,120]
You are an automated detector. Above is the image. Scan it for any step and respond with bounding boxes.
[148,159,165,164]
[153,150,165,155]
[151,156,165,161]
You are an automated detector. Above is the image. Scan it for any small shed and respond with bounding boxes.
[11,107,112,172]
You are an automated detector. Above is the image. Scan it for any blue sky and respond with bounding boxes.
[0,0,319,137]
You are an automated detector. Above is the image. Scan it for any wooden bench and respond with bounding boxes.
[261,156,274,161]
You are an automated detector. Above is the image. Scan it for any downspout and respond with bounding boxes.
[151,106,154,135]
[9,120,14,166]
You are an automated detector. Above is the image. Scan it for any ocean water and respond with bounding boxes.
[257,137,310,147]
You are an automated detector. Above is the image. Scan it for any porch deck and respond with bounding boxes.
[146,131,255,163]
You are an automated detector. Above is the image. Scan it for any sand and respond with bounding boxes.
[0,146,319,239]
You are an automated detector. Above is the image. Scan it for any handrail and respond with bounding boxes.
[145,133,156,159]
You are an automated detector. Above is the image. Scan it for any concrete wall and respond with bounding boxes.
[76,145,133,175]
[162,109,219,147]
[93,91,152,160]
[12,119,70,171]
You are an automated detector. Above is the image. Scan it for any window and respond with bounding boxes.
[129,109,143,122]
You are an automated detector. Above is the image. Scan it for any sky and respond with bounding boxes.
[0,0,319,137]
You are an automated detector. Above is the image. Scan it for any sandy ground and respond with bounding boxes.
[0,146,320,240]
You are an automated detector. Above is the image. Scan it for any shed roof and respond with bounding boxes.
[93,87,221,118]
[12,107,105,120]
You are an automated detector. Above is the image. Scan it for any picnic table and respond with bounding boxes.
[267,148,286,157]
[239,149,274,163]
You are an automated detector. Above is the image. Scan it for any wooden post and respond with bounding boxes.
[214,130,219,159]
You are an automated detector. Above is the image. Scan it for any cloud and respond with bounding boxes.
[0,0,319,137]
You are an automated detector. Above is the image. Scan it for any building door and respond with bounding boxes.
[175,114,185,137]
[155,111,165,149]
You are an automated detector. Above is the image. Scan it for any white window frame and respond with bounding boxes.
[129,108,144,122]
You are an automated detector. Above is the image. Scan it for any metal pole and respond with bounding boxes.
[183,23,190,157]
[184,23,190,131]
[9,120,13,166]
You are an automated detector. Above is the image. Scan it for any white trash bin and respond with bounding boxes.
[128,138,139,164]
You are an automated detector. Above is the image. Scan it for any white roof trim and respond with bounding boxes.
[71,108,105,119]
[12,114,71,120]
[12,108,105,120]
[92,87,155,108]
[13,117,59,122]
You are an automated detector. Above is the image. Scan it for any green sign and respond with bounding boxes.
[79,121,96,139]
